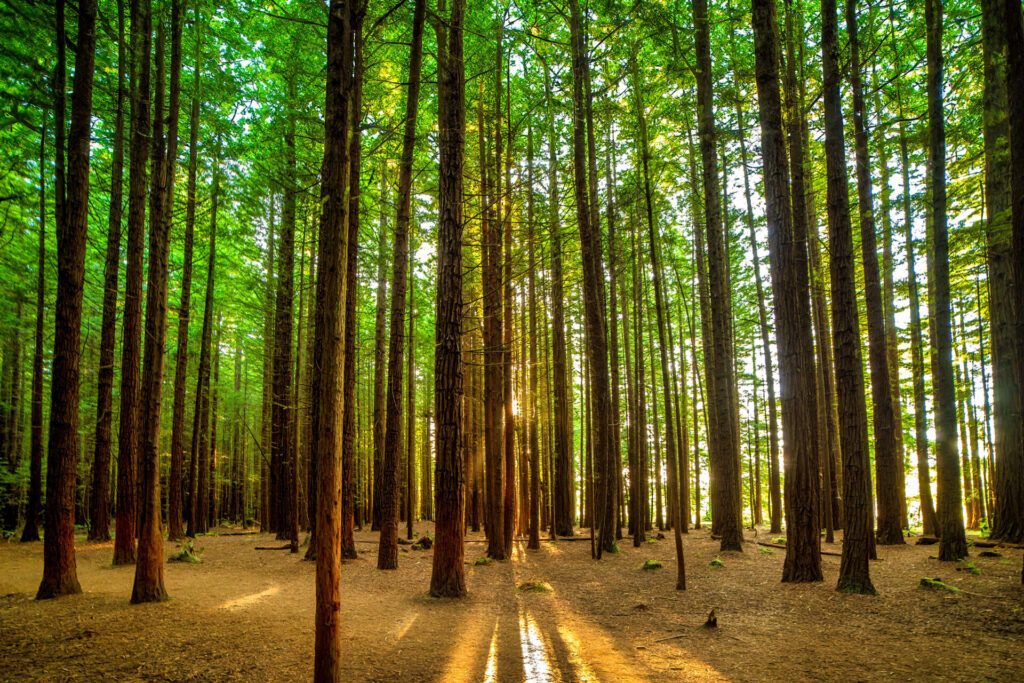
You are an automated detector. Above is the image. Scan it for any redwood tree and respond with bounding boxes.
[429,0,467,598]
[751,0,822,582]
[821,0,875,593]
[312,1,353,678]
[37,0,97,600]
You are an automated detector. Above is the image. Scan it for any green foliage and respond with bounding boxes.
[169,540,202,564]
[474,556,492,566]
[641,559,663,571]
[709,557,725,568]
[919,577,960,593]
[958,561,981,576]
[759,546,774,555]
[517,580,553,593]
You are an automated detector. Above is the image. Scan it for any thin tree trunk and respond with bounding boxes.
[88,0,127,543]
[168,4,202,542]
[735,43,781,535]
[379,0,425,570]
[113,0,153,567]
[21,113,48,544]
[188,146,219,538]
[543,64,573,540]
[340,5,365,560]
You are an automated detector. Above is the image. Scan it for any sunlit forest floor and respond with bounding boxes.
[2,522,1022,682]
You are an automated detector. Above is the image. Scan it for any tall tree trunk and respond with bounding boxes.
[735,57,780,536]
[895,87,938,536]
[168,5,202,542]
[629,54,684,584]
[134,0,184,600]
[188,147,219,537]
[429,0,467,599]
[691,0,742,551]
[1004,0,1024,578]
[405,242,416,540]
[568,0,615,557]
[371,174,388,532]
[113,0,153,567]
[341,5,366,560]
[379,0,425,570]
[37,0,97,599]
[983,0,1024,543]
[482,82,506,559]
[752,0,822,581]
[821,0,875,593]
[88,0,127,543]
[21,113,48,544]
[925,0,968,561]
[845,0,903,545]
[313,1,353,677]
[272,69,298,549]
[544,64,573,539]
[527,122,541,550]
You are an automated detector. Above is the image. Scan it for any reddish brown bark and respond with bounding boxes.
[37,0,97,600]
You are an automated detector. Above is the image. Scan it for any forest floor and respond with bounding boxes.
[1,524,1022,682]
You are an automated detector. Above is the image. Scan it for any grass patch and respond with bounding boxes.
[759,546,774,555]
[474,556,493,566]
[169,539,202,564]
[958,561,981,576]
[919,577,960,593]
[771,537,786,546]
[641,559,663,571]
[709,556,725,569]
[517,580,553,593]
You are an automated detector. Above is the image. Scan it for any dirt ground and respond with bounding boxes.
[1,524,1022,682]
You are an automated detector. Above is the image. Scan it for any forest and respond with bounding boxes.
[0,0,1023,680]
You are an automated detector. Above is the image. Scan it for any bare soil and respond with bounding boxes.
[2,525,1022,682]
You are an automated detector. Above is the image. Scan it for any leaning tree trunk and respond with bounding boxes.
[37,0,97,600]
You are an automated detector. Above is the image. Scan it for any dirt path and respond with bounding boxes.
[2,525,1022,681]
